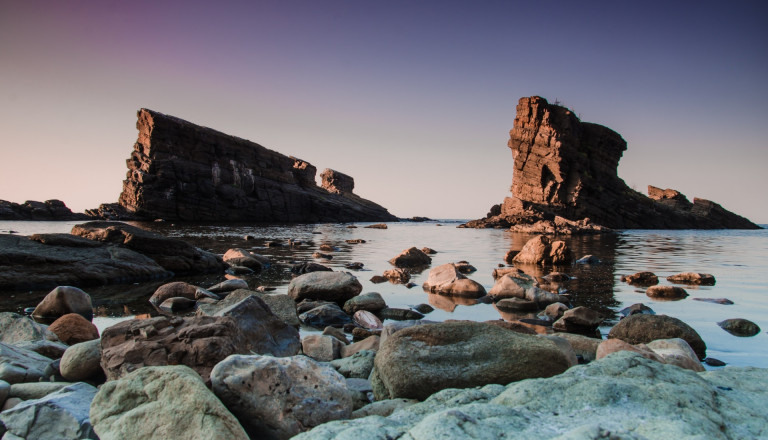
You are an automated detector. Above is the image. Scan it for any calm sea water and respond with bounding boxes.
[2,220,766,369]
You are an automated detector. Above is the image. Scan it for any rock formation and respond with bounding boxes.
[0,199,88,221]
[117,109,397,222]
[463,96,759,229]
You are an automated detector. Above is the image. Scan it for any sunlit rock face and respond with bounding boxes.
[118,109,397,222]
[465,96,759,229]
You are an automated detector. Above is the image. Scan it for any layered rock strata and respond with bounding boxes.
[463,96,759,229]
[117,109,397,222]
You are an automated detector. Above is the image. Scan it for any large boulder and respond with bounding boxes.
[343,292,386,314]
[299,304,352,329]
[211,354,353,440]
[99,316,249,385]
[488,273,534,299]
[32,286,93,321]
[372,321,572,400]
[293,352,768,440]
[0,382,98,439]
[196,294,300,357]
[0,312,59,345]
[71,221,225,274]
[48,313,99,345]
[422,264,486,298]
[0,342,53,384]
[608,314,707,360]
[0,234,171,291]
[287,271,363,303]
[512,235,573,265]
[90,365,248,440]
[388,247,432,268]
[60,339,104,382]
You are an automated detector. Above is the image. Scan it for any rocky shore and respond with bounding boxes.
[0,226,765,439]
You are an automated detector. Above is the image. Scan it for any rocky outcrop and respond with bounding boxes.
[116,108,397,222]
[463,96,760,229]
[0,199,88,221]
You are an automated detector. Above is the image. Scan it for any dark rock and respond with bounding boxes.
[312,252,333,260]
[159,297,198,312]
[388,247,432,268]
[369,275,387,284]
[149,281,199,306]
[378,308,424,321]
[346,239,366,244]
[509,216,610,235]
[116,109,397,222]
[296,299,336,314]
[692,297,734,305]
[71,221,225,274]
[0,342,54,384]
[299,304,352,329]
[343,292,386,314]
[717,319,761,337]
[454,261,477,274]
[413,304,434,314]
[345,262,364,270]
[495,298,538,312]
[461,96,760,230]
[32,286,93,322]
[0,199,88,221]
[287,272,362,303]
[421,247,437,255]
[621,271,659,286]
[222,248,266,270]
[291,262,332,275]
[575,254,601,264]
[619,303,655,317]
[552,307,603,333]
[667,272,716,286]
[322,326,350,344]
[646,285,689,300]
[704,357,727,367]
[608,314,706,360]
[365,224,388,229]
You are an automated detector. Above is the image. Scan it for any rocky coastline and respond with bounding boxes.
[0,225,765,439]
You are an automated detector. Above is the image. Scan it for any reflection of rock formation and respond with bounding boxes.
[464,96,759,229]
[117,109,397,222]
[427,293,478,312]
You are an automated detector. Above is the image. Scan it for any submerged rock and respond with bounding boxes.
[718,318,761,337]
[388,247,432,268]
[621,271,659,286]
[646,285,689,300]
[422,264,486,298]
[667,272,716,285]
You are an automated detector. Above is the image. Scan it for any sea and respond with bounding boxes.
[2,220,767,369]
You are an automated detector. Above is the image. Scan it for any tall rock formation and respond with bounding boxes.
[117,109,397,222]
[464,96,759,229]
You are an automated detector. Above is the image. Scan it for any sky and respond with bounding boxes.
[1,0,767,222]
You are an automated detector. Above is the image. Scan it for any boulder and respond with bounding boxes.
[512,235,573,265]
[71,221,225,274]
[291,262,333,275]
[619,303,655,317]
[718,318,761,336]
[353,310,383,330]
[211,354,353,440]
[207,278,249,293]
[621,271,659,286]
[0,312,59,345]
[552,307,603,333]
[646,285,688,300]
[14,339,68,360]
[148,281,199,306]
[543,302,568,321]
[159,296,197,312]
[322,326,349,344]
[0,342,53,384]
[553,332,601,362]
[608,314,706,360]
[373,321,572,400]
[0,379,8,407]
[331,350,376,379]
[301,335,345,362]
[524,287,567,306]
[388,247,432,268]
[90,365,248,440]
[344,292,386,314]
[667,272,716,285]
[8,382,71,400]
[99,316,250,385]
[379,308,424,321]
[646,339,705,372]
[382,268,410,283]
[596,339,666,364]
[495,298,538,312]
[48,313,99,345]
[196,294,300,357]
[488,273,534,299]
[0,382,98,440]
[422,264,486,298]
[287,271,363,303]
[31,286,93,321]
[60,339,103,382]
[454,261,477,274]
[259,293,301,328]
[299,304,352,329]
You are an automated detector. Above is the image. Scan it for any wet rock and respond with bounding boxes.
[365,224,388,229]
[552,307,602,333]
[454,261,477,274]
[223,248,265,270]
[318,244,336,252]
[91,365,248,440]
[352,327,380,341]
[553,332,602,363]
[495,298,538,312]
[575,254,601,264]
[212,354,353,440]
[369,275,387,283]
[100,316,250,385]
[646,285,689,300]
[373,321,571,400]
[388,247,432,268]
[542,272,570,282]
[331,350,376,379]
[718,319,761,337]
[491,267,520,280]
[0,342,54,384]
[72,221,225,274]
[312,252,333,260]
[692,297,733,305]
[379,308,424,321]
[608,314,706,360]
[413,303,434,314]
[296,299,336,314]
[620,271,659,286]
[32,286,93,322]
[346,239,366,244]
[148,281,199,306]
[226,265,254,275]
[667,272,716,286]
[353,310,383,330]
[383,268,410,283]
[159,296,198,312]
[704,357,726,367]
[421,247,437,255]
[287,272,363,303]
[422,263,486,298]
[543,302,568,321]
[485,320,537,335]
[258,293,301,328]
[503,250,518,265]
[299,304,352,329]
[302,335,345,362]
[344,262,364,270]
[48,313,99,345]
[291,262,333,275]
[488,273,535,299]
[197,294,300,357]
[60,339,103,382]
[512,235,573,266]
[207,278,249,293]
[0,312,59,345]
[322,326,349,344]
[0,382,98,440]
[525,287,567,306]
[344,292,386,314]
[619,303,655,317]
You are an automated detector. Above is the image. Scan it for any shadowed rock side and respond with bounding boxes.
[117,109,397,222]
[463,96,759,229]
[0,199,88,221]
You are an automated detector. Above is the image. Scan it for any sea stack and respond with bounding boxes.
[464,96,759,229]
[116,109,397,222]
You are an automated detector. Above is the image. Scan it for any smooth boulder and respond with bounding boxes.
[422,263,486,298]
[718,318,761,336]
[0,312,59,345]
[608,314,706,360]
[60,339,103,382]
[0,342,53,384]
[32,286,94,321]
[388,247,432,268]
[48,313,99,345]
[343,292,386,314]
[646,285,689,300]
[287,271,363,303]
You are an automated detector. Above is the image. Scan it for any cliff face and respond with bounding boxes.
[465,96,759,229]
[118,109,397,222]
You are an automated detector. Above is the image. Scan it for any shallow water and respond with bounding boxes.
[2,220,766,368]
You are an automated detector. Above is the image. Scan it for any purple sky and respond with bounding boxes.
[1,1,767,221]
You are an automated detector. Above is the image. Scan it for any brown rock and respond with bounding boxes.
[646,285,689,300]
[596,339,665,363]
[512,235,573,265]
[223,249,265,269]
[422,263,486,298]
[621,271,659,286]
[149,281,199,306]
[608,314,706,360]
[301,335,344,362]
[320,168,355,195]
[666,272,716,286]
[365,224,388,229]
[47,313,99,345]
[100,315,249,385]
[383,268,410,283]
[552,307,602,334]
[388,247,432,268]
[495,298,538,312]
[32,286,93,322]
[544,302,568,321]
[342,335,380,358]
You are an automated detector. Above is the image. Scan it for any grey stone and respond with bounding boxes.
[9,382,71,400]
[330,350,376,379]
[343,292,386,314]
[351,398,418,419]
[287,271,363,303]
[60,339,103,382]
[0,380,9,408]
[302,335,344,362]
[609,314,707,360]
[14,339,68,360]
[90,365,248,440]
[0,312,59,345]
[718,318,761,337]
[0,342,53,384]
[0,382,98,440]
[32,286,93,321]
[207,278,249,293]
[299,304,352,329]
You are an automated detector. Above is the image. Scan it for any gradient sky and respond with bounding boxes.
[1,0,767,221]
